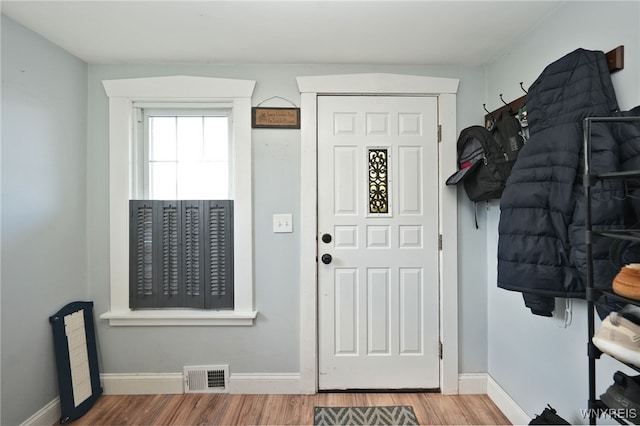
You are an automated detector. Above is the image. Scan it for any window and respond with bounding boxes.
[101,76,256,326]
[129,108,235,310]
[134,108,232,200]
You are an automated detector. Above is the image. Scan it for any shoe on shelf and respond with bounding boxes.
[592,310,640,367]
[620,304,640,325]
[601,371,640,424]
[613,264,640,301]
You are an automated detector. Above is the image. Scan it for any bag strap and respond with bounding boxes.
[474,202,479,229]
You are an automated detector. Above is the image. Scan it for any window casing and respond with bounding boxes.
[101,76,256,326]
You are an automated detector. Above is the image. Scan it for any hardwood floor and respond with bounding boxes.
[64,392,511,425]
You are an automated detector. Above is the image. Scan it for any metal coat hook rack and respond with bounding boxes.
[484,46,624,124]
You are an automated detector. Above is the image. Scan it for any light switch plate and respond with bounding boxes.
[273,214,293,233]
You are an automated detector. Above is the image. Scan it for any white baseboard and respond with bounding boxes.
[101,373,184,395]
[229,373,301,394]
[487,374,531,425]
[100,372,301,395]
[20,397,60,426]
[458,373,488,394]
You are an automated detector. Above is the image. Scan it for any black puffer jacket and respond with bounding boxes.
[497,48,624,316]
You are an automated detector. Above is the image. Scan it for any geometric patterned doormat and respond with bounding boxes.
[314,406,419,426]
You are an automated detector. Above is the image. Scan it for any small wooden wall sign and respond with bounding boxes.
[252,107,300,129]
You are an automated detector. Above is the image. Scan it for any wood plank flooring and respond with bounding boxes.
[64,392,511,425]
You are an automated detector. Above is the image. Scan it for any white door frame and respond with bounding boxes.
[296,73,460,394]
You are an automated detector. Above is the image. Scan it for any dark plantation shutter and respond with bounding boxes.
[130,201,155,308]
[205,201,234,309]
[182,201,205,308]
[130,200,234,309]
[159,201,182,307]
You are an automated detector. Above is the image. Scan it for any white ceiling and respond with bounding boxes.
[1,1,564,66]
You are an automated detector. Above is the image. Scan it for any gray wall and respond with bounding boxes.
[1,15,88,426]
[87,64,488,376]
[485,1,640,423]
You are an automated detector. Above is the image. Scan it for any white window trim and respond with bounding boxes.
[101,75,257,326]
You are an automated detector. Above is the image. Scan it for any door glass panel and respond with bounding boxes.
[368,148,389,214]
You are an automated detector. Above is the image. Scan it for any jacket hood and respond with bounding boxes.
[526,48,619,136]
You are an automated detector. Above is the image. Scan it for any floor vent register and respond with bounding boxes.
[184,365,229,393]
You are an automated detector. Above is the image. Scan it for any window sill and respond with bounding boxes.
[100,309,257,326]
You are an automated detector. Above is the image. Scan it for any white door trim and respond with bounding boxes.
[296,73,460,394]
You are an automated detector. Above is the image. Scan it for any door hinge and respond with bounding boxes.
[439,341,443,359]
[438,234,443,251]
[437,124,442,142]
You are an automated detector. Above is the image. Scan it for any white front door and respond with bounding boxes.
[317,95,441,390]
